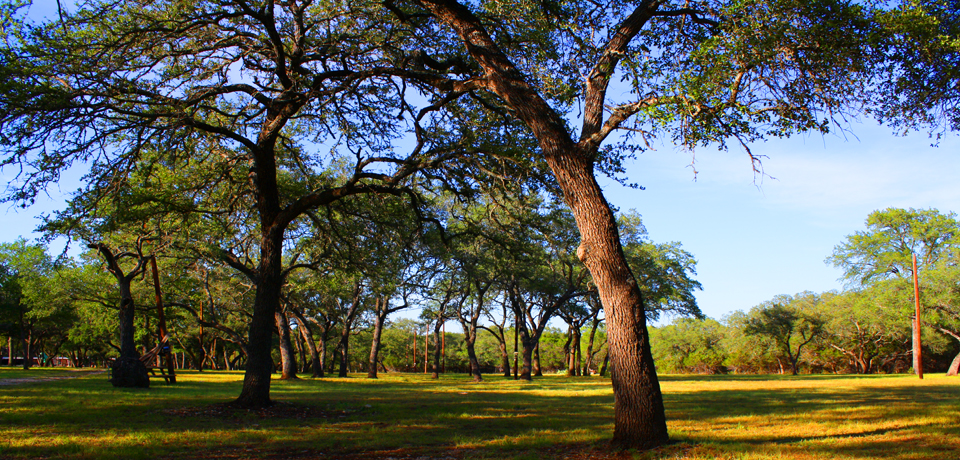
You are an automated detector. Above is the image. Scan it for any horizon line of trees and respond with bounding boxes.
[3,207,957,379]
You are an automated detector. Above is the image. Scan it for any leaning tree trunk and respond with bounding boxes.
[947,351,960,376]
[276,309,298,380]
[941,330,960,376]
[550,153,668,449]
[292,313,323,378]
[599,348,610,376]
[412,0,669,449]
[462,328,483,382]
[947,335,960,376]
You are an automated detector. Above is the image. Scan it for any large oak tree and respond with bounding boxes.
[377,0,958,449]
[0,0,527,407]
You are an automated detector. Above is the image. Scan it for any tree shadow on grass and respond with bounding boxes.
[3,372,958,459]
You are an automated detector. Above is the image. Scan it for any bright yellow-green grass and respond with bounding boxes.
[0,368,956,459]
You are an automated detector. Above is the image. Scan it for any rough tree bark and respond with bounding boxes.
[368,296,389,379]
[430,318,445,379]
[411,0,670,447]
[236,228,284,406]
[336,283,364,378]
[90,243,151,388]
[276,308,299,380]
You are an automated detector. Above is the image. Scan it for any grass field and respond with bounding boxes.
[0,368,956,459]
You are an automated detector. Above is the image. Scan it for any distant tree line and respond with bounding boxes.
[653,208,960,376]
[0,199,700,381]
[3,207,957,379]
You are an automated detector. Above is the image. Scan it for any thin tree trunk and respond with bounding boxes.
[292,312,323,378]
[294,324,306,373]
[368,307,387,379]
[275,309,298,380]
[223,343,231,371]
[338,328,351,377]
[583,317,601,376]
[575,328,583,376]
[317,329,328,377]
[534,342,542,377]
[431,320,443,379]
[20,327,30,370]
[500,339,511,378]
[599,348,610,377]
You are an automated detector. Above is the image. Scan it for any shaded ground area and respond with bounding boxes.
[161,401,639,460]
[1,372,957,459]
[0,369,105,386]
[174,443,641,460]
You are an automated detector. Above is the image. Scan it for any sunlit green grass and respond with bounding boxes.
[0,368,957,459]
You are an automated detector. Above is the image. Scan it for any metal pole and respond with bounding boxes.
[913,253,923,379]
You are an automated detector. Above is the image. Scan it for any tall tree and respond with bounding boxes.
[828,208,960,284]
[830,207,960,375]
[0,240,63,370]
[377,0,939,447]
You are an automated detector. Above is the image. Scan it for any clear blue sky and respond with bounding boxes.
[602,122,960,322]
[5,2,959,324]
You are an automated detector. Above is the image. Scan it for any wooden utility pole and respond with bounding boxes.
[150,256,176,383]
[441,321,446,374]
[912,253,923,379]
